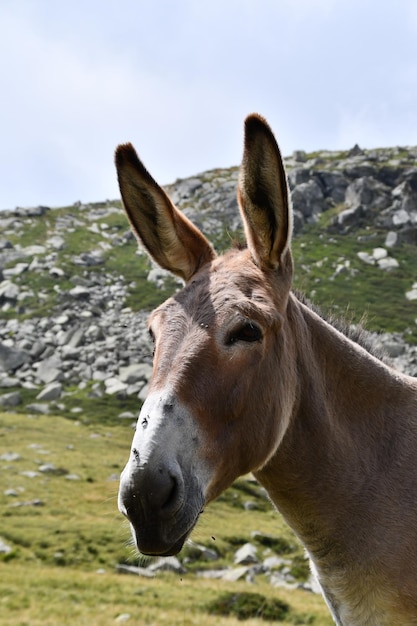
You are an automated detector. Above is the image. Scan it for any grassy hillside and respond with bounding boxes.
[3,193,417,340]
[0,412,333,625]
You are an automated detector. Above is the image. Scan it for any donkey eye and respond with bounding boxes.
[148,328,155,343]
[227,322,263,345]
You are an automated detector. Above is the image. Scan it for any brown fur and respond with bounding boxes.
[116,114,417,625]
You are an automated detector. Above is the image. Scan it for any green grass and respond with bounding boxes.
[291,221,417,341]
[0,412,333,625]
[4,194,417,341]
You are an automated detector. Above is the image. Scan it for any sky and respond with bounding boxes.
[1,0,417,211]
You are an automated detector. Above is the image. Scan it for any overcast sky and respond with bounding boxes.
[1,0,417,211]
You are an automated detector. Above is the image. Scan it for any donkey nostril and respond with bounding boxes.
[162,474,179,512]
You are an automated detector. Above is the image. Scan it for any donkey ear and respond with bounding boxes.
[238,114,293,271]
[115,143,216,282]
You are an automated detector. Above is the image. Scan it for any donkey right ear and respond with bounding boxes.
[115,143,216,282]
[238,114,293,273]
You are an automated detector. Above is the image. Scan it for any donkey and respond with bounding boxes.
[116,114,417,625]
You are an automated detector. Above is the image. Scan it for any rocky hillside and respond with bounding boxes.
[1,142,417,418]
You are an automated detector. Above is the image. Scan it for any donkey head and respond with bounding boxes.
[116,114,296,556]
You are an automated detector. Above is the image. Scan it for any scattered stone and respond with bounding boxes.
[104,378,128,396]
[25,403,50,414]
[0,375,20,388]
[36,357,63,384]
[377,257,399,270]
[407,285,417,301]
[3,263,29,278]
[0,280,19,301]
[234,543,259,565]
[118,363,152,385]
[372,247,388,260]
[69,285,91,299]
[0,451,21,462]
[118,411,136,420]
[115,614,131,623]
[0,538,12,554]
[185,540,219,562]
[0,391,22,407]
[385,231,398,247]
[115,564,155,578]
[10,498,45,507]
[222,566,251,582]
[0,343,30,372]
[36,382,63,401]
[148,556,185,574]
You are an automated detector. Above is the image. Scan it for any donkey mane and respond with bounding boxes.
[294,290,389,365]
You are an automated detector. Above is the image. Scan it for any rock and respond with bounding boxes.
[118,411,136,420]
[0,538,12,554]
[138,383,149,402]
[0,452,21,461]
[291,180,325,218]
[0,343,30,372]
[71,251,105,266]
[221,566,251,582]
[21,244,46,256]
[69,285,90,299]
[385,231,398,247]
[0,391,22,407]
[357,251,375,265]
[0,240,13,250]
[39,463,68,475]
[47,235,65,250]
[315,170,348,203]
[36,357,63,384]
[185,540,219,562]
[49,266,65,278]
[0,375,20,387]
[104,378,128,396]
[148,556,185,574]
[234,543,259,565]
[115,613,131,623]
[10,499,45,507]
[377,257,399,270]
[3,263,29,278]
[26,403,50,414]
[118,363,152,385]
[406,284,417,301]
[115,564,155,578]
[336,205,365,230]
[345,177,390,211]
[36,382,63,401]
[372,247,388,260]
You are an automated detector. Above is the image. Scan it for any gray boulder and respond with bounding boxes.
[0,391,22,407]
[36,382,63,401]
[36,356,63,384]
[291,180,325,219]
[0,343,30,372]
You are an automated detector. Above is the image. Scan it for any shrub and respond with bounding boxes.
[206,591,290,621]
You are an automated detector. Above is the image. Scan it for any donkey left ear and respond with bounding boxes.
[115,143,216,282]
[238,114,293,272]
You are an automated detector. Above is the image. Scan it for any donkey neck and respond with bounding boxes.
[258,293,414,524]
[255,295,417,624]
